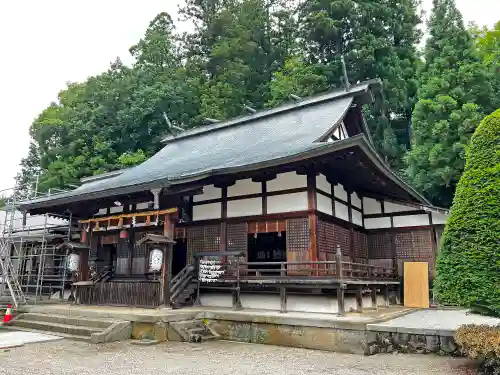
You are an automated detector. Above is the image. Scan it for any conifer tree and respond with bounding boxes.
[404,0,495,207]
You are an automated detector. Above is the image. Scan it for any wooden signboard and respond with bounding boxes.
[403,262,429,308]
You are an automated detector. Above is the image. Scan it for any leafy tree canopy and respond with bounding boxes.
[404,0,496,207]
[14,0,498,210]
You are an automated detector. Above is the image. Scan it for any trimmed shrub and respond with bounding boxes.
[455,324,500,374]
[433,109,500,310]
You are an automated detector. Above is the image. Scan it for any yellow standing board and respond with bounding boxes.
[404,262,429,308]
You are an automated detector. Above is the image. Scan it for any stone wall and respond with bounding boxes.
[203,320,368,354]
[365,331,459,356]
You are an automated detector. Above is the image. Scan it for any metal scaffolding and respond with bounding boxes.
[1,184,75,306]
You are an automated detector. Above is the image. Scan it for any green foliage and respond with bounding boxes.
[433,109,500,310]
[267,56,329,107]
[16,0,496,211]
[455,324,500,374]
[404,0,496,207]
[298,0,422,167]
[470,21,500,109]
[117,150,147,168]
[0,196,5,208]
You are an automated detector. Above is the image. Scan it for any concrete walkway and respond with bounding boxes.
[367,309,500,336]
[0,330,62,349]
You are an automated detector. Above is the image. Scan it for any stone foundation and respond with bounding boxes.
[365,331,459,356]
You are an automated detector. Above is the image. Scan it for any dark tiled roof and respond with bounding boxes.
[23,80,421,210]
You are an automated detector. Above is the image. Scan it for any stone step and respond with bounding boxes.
[18,313,116,329]
[11,319,102,338]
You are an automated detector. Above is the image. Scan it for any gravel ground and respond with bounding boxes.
[0,339,476,375]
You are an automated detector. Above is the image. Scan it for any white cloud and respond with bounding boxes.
[0,0,497,193]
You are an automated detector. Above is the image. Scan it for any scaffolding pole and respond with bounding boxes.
[1,184,75,304]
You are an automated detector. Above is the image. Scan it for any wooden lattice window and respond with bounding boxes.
[395,230,433,259]
[286,218,309,265]
[186,225,221,263]
[368,233,393,259]
[353,230,368,259]
[332,223,350,256]
[227,223,247,252]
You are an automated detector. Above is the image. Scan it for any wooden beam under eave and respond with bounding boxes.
[251,172,277,183]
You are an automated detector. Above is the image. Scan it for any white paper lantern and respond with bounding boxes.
[149,248,163,272]
[67,253,80,272]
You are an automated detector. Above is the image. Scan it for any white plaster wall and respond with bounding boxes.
[316,193,332,216]
[363,197,381,215]
[97,208,107,216]
[352,209,363,226]
[393,214,430,228]
[136,202,152,210]
[227,198,262,217]
[228,178,261,197]
[200,292,386,314]
[192,202,222,221]
[384,201,418,213]
[364,217,391,229]
[334,201,349,222]
[110,206,124,213]
[267,172,307,192]
[351,193,362,209]
[193,184,221,202]
[267,192,308,214]
[432,212,447,225]
[315,174,330,194]
[333,184,348,202]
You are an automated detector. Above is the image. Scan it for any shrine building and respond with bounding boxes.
[19,79,447,312]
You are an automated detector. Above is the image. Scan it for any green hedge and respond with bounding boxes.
[434,109,500,310]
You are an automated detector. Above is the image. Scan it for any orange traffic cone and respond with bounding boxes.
[3,304,13,323]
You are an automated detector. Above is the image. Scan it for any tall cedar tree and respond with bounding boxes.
[180,0,297,119]
[404,0,495,207]
[283,0,422,167]
[433,110,500,310]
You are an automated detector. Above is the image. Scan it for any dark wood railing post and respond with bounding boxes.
[193,256,202,306]
[335,245,343,280]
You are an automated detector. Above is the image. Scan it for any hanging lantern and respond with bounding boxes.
[119,229,128,239]
[149,247,163,272]
[67,253,80,272]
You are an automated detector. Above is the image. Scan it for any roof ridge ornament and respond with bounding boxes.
[244,105,257,114]
[162,112,184,133]
[340,55,351,92]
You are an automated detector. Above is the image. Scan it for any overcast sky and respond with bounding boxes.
[0,0,497,194]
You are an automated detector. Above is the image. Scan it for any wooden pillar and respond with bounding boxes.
[280,286,287,313]
[371,287,378,310]
[220,186,228,252]
[162,214,175,307]
[307,172,318,262]
[355,285,363,313]
[383,285,390,307]
[78,249,89,282]
[337,283,346,316]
